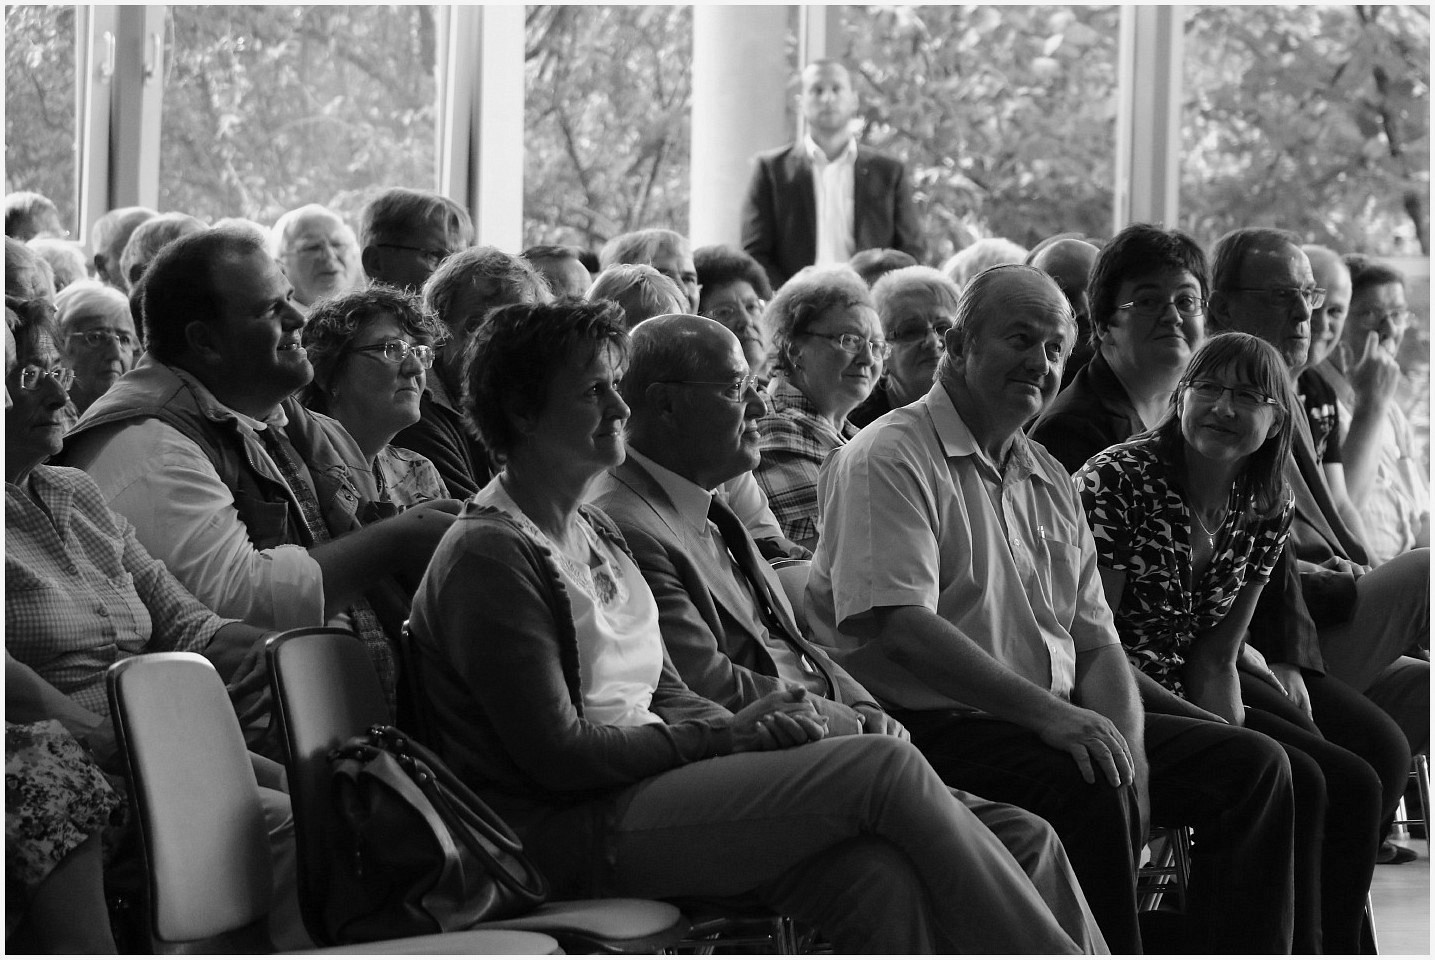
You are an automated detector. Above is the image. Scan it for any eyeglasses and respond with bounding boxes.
[706,300,766,325]
[67,329,138,350]
[349,338,435,369]
[1227,286,1326,309]
[14,364,75,392]
[888,318,954,344]
[1182,379,1280,410]
[1116,294,1207,319]
[660,375,762,403]
[1358,307,1410,327]
[373,243,455,267]
[5,295,58,327]
[801,331,893,359]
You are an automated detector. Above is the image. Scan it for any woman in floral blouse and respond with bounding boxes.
[1076,332,1383,954]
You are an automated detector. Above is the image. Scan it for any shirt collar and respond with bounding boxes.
[803,133,857,167]
[169,364,286,432]
[627,448,713,532]
[922,381,1055,487]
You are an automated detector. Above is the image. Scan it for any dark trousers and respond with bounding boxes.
[891,709,1296,954]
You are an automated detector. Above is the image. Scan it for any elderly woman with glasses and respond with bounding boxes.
[300,286,449,507]
[1075,333,1389,954]
[693,245,773,383]
[850,265,959,428]
[54,280,137,421]
[756,266,887,550]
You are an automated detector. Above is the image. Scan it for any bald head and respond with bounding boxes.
[624,313,763,489]
[1302,244,1351,367]
[1030,239,1098,330]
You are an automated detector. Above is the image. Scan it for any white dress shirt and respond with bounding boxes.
[805,134,857,266]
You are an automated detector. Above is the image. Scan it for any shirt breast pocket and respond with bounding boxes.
[1037,528,1084,615]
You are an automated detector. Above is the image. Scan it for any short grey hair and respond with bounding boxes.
[270,203,352,258]
[421,246,551,334]
[586,264,687,327]
[936,264,1074,381]
[598,228,689,269]
[870,266,961,335]
[763,266,872,375]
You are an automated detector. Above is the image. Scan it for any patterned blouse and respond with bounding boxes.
[755,376,859,544]
[1073,436,1292,695]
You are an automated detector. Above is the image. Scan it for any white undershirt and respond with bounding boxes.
[805,134,857,266]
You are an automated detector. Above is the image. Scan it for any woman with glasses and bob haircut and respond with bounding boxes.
[1075,332,1387,954]
[300,286,450,507]
[756,265,886,549]
[1030,222,1209,473]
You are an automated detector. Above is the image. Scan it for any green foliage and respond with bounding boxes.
[1182,4,1429,256]
[161,5,437,226]
[522,5,692,250]
[5,4,77,231]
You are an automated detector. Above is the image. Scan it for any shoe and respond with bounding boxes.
[1377,840,1418,864]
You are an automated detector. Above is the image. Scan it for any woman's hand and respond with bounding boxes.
[1236,643,1286,695]
[731,687,828,752]
[1268,662,1314,721]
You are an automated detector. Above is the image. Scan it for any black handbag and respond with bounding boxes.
[324,724,549,943]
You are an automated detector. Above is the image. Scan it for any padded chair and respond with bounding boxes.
[266,627,690,954]
[105,652,561,955]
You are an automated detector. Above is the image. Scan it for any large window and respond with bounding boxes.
[6,4,78,233]
[159,5,440,226]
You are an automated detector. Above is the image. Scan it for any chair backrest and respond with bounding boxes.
[107,653,272,952]
[771,559,813,636]
[266,627,390,945]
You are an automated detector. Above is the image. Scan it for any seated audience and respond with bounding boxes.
[300,286,448,505]
[941,235,1027,288]
[522,243,591,298]
[599,227,699,310]
[1301,248,1428,565]
[89,206,156,292]
[755,266,885,549]
[358,187,473,292]
[3,301,311,950]
[27,238,88,291]
[407,298,1105,954]
[55,280,137,425]
[848,247,918,287]
[5,191,65,242]
[1031,223,1207,472]
[850,265,957,428]
[1027,234,1100,386]
[393,246,550,499]
[808,263,1300,953]
[270,203,362,308]
[595,312,1104,948]
[1206,228,1429,761]
[1077,332,1388,953]
[118,212,206,290]
[60,228,462,719]
[586,263,687,327]
[693,244,773,383]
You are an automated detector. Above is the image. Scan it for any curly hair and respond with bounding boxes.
[463,298,629,462]
[763,266,873,376]
[299,286,446,413]
[693,245,772,304]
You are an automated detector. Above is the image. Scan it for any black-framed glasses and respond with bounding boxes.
[888,318,954,344]
[659,375,762,403]
[14,363,75,392]
[1227,286,1326,309]
[349,338,435,369]
[67,328,138,350]
[1182,379,1280,410]
[5,294,58,327]
[373,243,454,267]
[1116,294,1206,319]
[801,331,893,359]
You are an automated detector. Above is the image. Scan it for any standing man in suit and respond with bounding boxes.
[741,60,925,291]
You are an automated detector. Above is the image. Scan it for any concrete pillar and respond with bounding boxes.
[1114,6,1184,231]
[689,5,792,248]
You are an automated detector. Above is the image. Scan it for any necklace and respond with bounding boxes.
[1189,499,1228,551]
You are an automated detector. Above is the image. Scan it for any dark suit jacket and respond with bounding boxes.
[740,142,925,290]
[591,457,879,724]
[1028,351,1326,673]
